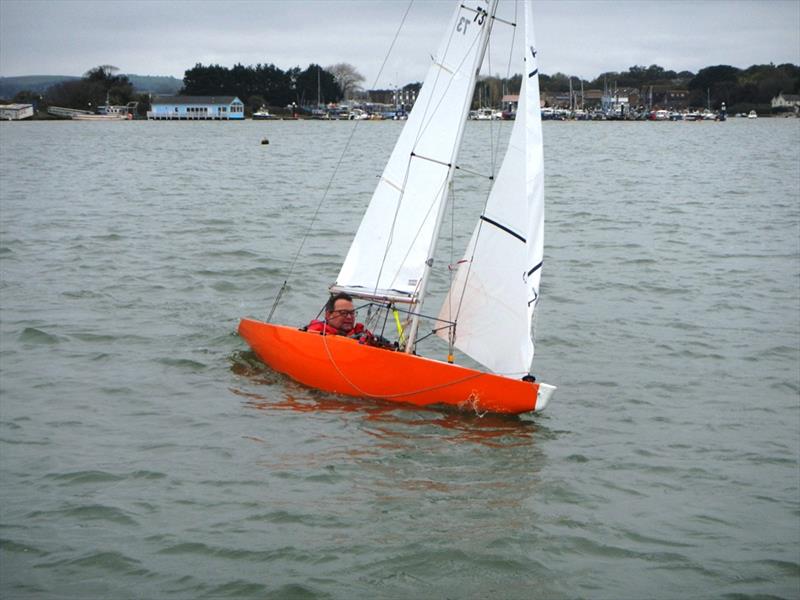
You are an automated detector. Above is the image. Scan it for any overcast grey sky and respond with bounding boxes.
[1,0,798,87]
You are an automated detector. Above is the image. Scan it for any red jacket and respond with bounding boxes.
[305,320,396,350]
[306,320,368,337]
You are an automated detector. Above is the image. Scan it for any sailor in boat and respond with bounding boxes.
[305,293,396,349]
[305,292,363,336]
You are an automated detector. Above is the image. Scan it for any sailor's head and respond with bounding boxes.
[325,292,356,334]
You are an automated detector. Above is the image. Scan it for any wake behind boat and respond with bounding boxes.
[239,0,556,415]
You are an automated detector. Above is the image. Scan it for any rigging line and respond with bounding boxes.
[492,0,519,175]
[411,5,488,151]
[448,179,456,326]
[366,0,456,303]
[389,175,450,282]
[406,2,499,353]
[360,300,452,325]
[368,153,414,301]
[444,176,462,345]
[320,333,483,399]
[413,329,443,345]
[409,152,450,169]
[373,173,450,300]
[357,3,494,337]
[450,0,519,328]
[379,305,392,339]
[371,0,416,91]
[454,164,494,180]
[492,14,516,27]
[486,23,496,176]
[408,4,462,150]
[269,0,414,316]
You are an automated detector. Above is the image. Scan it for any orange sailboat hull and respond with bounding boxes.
[238,319,552,415]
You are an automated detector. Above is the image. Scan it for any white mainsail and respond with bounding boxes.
[335,0,498,303]
[437,1,545,378]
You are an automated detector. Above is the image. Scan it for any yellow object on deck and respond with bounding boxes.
[393,309,406,346]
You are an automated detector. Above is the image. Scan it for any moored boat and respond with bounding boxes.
[252,106,275,119]
[71,113,129,121]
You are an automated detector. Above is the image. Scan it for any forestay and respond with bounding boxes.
[335,0,498,303]
[437,1,545,378]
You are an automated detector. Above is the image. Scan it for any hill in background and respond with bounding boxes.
[0,74,182,99]
[125,75,183,95]
[0,75,79,98]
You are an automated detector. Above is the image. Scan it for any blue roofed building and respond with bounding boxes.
[148,96,245,120]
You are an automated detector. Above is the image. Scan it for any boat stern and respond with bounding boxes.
[535,383,556,412]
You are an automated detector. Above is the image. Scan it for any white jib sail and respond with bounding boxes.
[335,1,497,303]
[437,0,544,378]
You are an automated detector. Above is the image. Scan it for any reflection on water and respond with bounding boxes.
[231,349,541,448]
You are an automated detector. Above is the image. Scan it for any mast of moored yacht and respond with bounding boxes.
[404,0,501,354]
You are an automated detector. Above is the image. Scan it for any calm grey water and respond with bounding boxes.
[1,117,798,599]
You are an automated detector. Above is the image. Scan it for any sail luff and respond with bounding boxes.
[405,0,500,352]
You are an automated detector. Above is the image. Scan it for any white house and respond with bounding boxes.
[148,96,245,120]
[0,104,34,120]
[771,92,800,111]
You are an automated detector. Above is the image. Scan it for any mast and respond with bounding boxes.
[569,77,573,111]
[317,66,322,108]
[405,0,500,353]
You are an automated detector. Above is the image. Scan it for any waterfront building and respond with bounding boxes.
[645,86,690,110]
[601,90,628,117]
[0,103,34,120]
[367,84,420,110]
[600,86,641,117]
[148,96,245,120]
[664,89,689,108]
[502,94,519,110]
[771,92,800,112]
[582,89,604,108]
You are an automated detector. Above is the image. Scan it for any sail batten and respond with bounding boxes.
[479,215,526,243]
[381,177,404,193]
[410,152,452,168]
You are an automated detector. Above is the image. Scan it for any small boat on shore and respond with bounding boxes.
[72,113,129,121]
[252,107,275,120]
[470,107,502,120]
[72,96,132,120]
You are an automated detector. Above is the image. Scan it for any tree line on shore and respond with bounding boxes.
[549,63,799,111]
[478,63,800,113]
[5,61,799,117]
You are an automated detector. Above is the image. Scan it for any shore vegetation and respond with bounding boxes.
[2,62,798,119]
